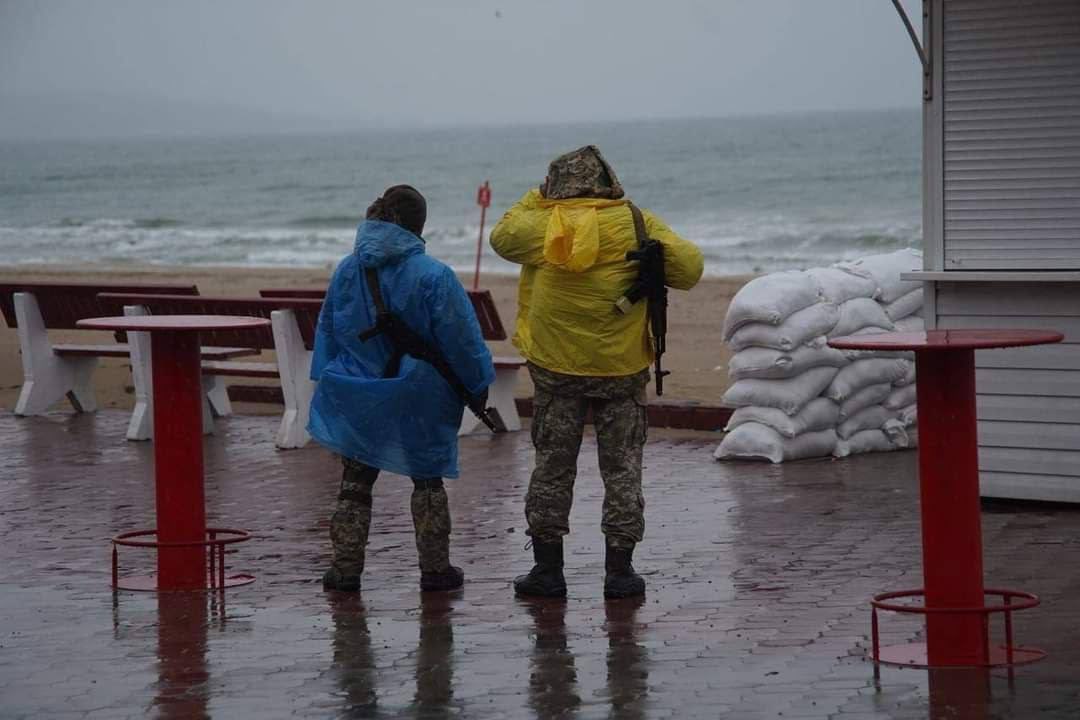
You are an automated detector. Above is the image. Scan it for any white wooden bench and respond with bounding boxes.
[99,293,323,449]
[0,282,251,417]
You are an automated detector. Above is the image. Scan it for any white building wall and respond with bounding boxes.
[935,282,1080,501]
[919,0,1080,502]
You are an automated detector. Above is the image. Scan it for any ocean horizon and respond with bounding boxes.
[0,108,921,277]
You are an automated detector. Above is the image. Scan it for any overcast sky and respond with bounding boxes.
[0,0,923,139]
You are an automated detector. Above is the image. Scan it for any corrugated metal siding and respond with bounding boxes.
[936,281,1080,500]
[943,0,1080,269]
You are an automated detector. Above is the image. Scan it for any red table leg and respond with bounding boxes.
[915,348,987,666]
[150,331,206,590]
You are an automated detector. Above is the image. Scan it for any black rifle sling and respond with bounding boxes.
[363,266,464,394]
[628,203,648,250]
[363,266,403,378]
[364,266,387,314]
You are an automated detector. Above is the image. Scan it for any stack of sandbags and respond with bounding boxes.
[715,249,923,463]
[717,272,842,462]
[832,248,922,456]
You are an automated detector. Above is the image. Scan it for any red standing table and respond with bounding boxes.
[78,315,269,592]
[828,329,1062,668]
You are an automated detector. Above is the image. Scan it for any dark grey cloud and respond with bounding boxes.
[0,0,923,139]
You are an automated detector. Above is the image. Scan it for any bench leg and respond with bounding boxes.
[204,375,232,418]
[272,309,312,449]
[66,357,99,413]
[13,292,98,415]
[124,304,212,439]
[489,367,522,432]
[457,409,482,436]
[458,367,523,435]
[123,306,154,440]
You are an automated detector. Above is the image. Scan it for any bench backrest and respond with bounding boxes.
[259,287,509,341]
[98,293,324,351]
[258,288,326,299]
[467,290,508,341]
[0,282,199,330]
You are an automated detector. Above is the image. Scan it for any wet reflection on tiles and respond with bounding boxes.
[329,594,377,717]
[153,593,211,720]
[605,597,648,720]
[412,592,457,717]
[523,598,581,718]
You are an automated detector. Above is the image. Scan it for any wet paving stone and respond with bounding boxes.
[1,410,1080,718]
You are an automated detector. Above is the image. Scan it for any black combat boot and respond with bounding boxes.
[603,545,645,599]
[421,566,465,592]
[323,567,362,592]
[513,541,568,598]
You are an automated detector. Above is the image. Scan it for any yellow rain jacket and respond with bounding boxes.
[490,189,704,377]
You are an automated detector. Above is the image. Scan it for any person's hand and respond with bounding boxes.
[476,387,490,408]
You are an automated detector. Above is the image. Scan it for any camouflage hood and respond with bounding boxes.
[543,145,625,200]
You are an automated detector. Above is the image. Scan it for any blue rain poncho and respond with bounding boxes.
[308,220,495,479]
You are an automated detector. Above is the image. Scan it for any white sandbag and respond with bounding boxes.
[727,302,839,352]
[835,248,923,304]
[882,418,911,448]
[828,297,896,339]
[722,366,839,415]
[884,384,917,410]
[893,360,916,387]
[728,344,849,380]
[837,404,898,440]
[899,403,917,426]
[838,382,893,420]
[715,423,838,464]
[805,266,879,304]
[724,397,840,438]
[883,288,923,321]
[722,271,823,339]
[894,315,925,334]
[825,358,912,402]
[833,429,896,458]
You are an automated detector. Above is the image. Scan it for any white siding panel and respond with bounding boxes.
[938,315,1080,340]
[979,446,1080,476]
[980,472,1080,502]
[943,0,1080,269]
[975,345,1080,371]
[936,283,1079,315]
[975,368,1080,397]
[977,394,1080,424]
[978,420,1080,450]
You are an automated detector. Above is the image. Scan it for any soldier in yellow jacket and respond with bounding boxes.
[490,145,703,598]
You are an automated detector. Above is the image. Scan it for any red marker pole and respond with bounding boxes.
[473,180,492,290]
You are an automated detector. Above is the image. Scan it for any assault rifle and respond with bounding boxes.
[615,203,671,396]
[359,268,507,433]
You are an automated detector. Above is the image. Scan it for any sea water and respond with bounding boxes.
[0,109,919,276]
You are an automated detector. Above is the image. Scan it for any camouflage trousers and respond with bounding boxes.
[330,457,452,576]
[526,363,649,550]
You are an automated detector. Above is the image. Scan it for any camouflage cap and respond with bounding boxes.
[543,145,624,200]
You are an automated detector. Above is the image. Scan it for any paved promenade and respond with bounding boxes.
[1,410,1079,719]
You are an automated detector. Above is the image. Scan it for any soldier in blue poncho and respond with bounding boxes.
[309,185,495,592]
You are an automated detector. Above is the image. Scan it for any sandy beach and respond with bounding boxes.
[0,264,751,414]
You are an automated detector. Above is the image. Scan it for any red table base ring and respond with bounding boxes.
[112,528,254,592]
[870,588,1046,669]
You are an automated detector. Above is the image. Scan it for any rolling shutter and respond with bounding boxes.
[943,0,1080,269]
